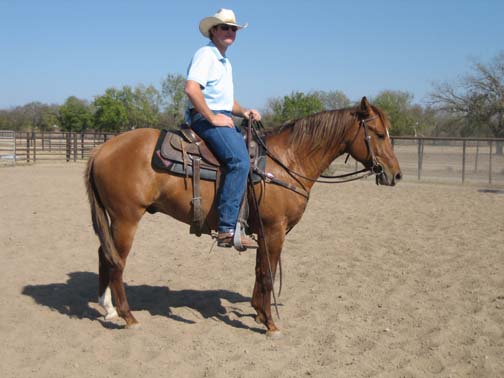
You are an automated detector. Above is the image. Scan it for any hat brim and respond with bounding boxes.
[199,17,248,38]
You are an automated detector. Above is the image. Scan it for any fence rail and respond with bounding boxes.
[1,130,504,186]
[329,136,504,186]
[0,131,116,165]
[392,137,504,185]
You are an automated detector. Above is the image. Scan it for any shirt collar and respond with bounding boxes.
[207,41,226,61]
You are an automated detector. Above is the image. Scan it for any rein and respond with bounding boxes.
[250,115,384,197]
[246,116,280,319]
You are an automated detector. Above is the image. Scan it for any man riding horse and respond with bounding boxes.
[85,8,402,336]
[184,8,261,250]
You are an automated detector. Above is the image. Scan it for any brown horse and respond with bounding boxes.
[85,97,401,336]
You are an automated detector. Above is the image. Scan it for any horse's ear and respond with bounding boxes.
[355,97,371,117]
[359,97,371,115]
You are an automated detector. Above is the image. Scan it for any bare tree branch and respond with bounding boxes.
[429,51,504,138]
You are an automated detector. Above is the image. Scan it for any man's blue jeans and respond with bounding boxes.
[191,111,249,233]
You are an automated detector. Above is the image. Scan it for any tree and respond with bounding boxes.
[58,97,94,132]
[0,110,10,130]
[0,102,61,131]
[93,89,128,132]
[0,108,28,131]
[372,90,424,136]
[122,85,162,129]
[312,90,351,110]
[161,73,186,127]
[93,85,162,132]
[264,91,324,126]
[429,51,504,151]
[39,105,61,131]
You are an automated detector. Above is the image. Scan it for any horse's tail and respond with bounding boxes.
[85,149,123,269]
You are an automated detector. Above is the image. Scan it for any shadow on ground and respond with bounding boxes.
[22,271,264,333]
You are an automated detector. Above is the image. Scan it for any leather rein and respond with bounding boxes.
[249,115,385,199]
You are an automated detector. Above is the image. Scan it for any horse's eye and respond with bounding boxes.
[376,133,385,140]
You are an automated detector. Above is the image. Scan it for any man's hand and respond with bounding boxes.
[186,80,235,127]
[210,113,235,128]
[243,109,262,121]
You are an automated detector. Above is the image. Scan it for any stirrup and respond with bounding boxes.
[233,222,246,252]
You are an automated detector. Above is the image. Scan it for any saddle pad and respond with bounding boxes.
[151,129,266,183]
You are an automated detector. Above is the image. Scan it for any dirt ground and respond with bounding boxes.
[0,164,503,378]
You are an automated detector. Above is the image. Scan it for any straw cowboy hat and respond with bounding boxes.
[199,8,248,38]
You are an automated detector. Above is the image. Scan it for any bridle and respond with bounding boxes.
[249,114,386,198]
[354,115,385,182]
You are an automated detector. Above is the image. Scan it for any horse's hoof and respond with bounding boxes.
[104,310,119,320]
[266,330,282,339]
[255,315,265,324]
[125,322,141,330]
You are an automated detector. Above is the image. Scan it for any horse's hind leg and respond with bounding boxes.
[98,246,118,319]
[108,219,139,328]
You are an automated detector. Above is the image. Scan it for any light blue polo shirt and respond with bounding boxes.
[186,42,234,112]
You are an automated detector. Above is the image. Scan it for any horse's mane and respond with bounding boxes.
[265,105,389,156]
[266,105,389,156]
[269,107,349,155]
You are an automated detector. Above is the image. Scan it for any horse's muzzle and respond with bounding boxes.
[376,169,402,186]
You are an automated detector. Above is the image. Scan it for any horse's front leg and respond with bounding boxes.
[251,226,285,337]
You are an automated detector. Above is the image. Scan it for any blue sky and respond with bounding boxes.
[1,0,503,110]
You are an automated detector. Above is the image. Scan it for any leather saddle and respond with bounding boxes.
[152,125,265,182]
[151,124,266,237]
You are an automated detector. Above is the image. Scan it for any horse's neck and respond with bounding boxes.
[267,127,347,185]
[302,144,347,181]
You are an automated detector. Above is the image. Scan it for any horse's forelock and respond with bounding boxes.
[370,105,391,130]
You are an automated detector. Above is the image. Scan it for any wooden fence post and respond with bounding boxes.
[72,133,77,162]
[474,141,479,173]
[33,132,37,162]
[66,132,71,162]
[417,138,424,180]
[26,132,30,163]
[14,131,17,165]
[81,133,85,159]
[489,141,493,185]
[462,140,466,183]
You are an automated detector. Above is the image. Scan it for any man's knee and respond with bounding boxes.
[228,154,249,173]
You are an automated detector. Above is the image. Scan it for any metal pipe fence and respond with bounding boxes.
[0,131,116,165]
[391,137,504,185]
[329,136,504,186]
[1,131,504,186]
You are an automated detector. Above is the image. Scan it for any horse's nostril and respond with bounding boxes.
[395,172,403,181]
